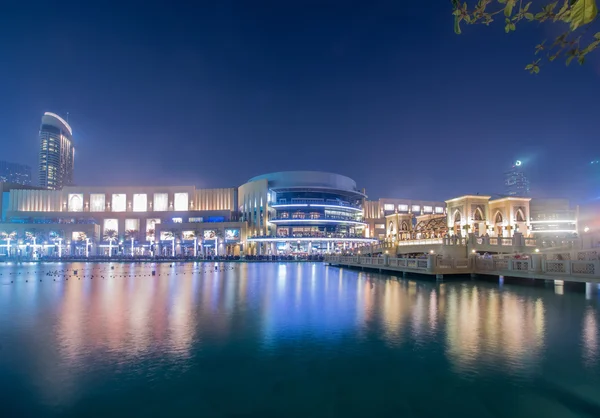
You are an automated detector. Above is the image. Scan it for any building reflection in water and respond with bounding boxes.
[3,261,600,406]
[582,306,598,368]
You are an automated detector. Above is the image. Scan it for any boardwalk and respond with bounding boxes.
[325,253,600,284]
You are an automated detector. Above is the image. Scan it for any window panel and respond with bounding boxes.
[125,219,140,231]
[383,204,394,211]
[90,194,105,212]
[133,194,147,212]
[424,206,433,213]
[411,205,421,213]
[68,194,83,212]
[104,219,118,235]
[174,193,188,211]
[435,207,445,214]
[398,204,409,212]
[154,193,168,211]
[112,194,126,212]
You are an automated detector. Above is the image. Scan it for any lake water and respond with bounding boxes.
[0,262,599,417]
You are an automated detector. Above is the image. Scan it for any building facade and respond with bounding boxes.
[0,161,32,185]
[0,185,244,257]
[529,198,578,237]
[363,198,446,241]
[239,171,377,254]
[38,112,75,190]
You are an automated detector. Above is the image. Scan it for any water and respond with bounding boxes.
[0,262,599,417]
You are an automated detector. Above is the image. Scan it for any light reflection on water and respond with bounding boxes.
[0,262,599,417]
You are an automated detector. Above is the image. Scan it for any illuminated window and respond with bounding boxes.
[182,231,194,240]
[68,194,83,212]
[154,193,168,211]
[383,204,394,211]
[125,219,139,231]
[133,194,147,212]
[71,231,86,241]
[172,217,183,223]
[375,224,385,229]
[112,194,126,212]
[146,218,160,240]
[398,204,409,212]
[204,230,216,239]
[90,194,105,212]
[104,219,118,235]
[412,205,420,213]
[225,229,240,240]
[174,193,189,211]
[435,207,444,214]
[424,206,433,213]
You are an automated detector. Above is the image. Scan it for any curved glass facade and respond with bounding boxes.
[239,171,376,255]
[38,112,74,190]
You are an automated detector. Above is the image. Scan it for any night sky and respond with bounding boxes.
[1,1,598,201]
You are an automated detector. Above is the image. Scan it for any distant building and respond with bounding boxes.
[38,112,74,190]
[504,160,530,197]
[529,198,578,237]
[0,161,31,185]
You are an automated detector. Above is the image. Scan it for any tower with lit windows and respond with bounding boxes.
[504,160,530,197]
[38,112,74,190]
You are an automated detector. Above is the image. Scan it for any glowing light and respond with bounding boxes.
[515,160,522,166]
[535,248,540,253]
[44,112,73,135]
[584,226,590,233]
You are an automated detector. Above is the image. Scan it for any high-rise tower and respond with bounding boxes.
[504,160,530,197]
[38,112,74,190]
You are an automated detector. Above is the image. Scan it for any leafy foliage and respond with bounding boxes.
[451,0,600,71]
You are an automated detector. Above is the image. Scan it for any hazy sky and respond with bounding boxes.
[1,1,598,201]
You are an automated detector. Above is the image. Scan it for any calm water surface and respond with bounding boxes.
[0,262,599,417]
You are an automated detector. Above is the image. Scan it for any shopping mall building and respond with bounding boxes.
[0,170,586,258]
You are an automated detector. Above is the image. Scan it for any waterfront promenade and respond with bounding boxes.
[325,251,600,284]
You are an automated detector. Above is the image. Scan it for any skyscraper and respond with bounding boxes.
[38,112,74,190]
[0,160,32,185]
[504,160,530,197]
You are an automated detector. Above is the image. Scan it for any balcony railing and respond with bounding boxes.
[270,215,365,224]
[271,200,361,210]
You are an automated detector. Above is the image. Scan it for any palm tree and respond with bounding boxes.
[49,230,65,257]
[0,230,16,257]
[103,229,118,257]
[25,229,45,258]
[125,229,139,256]
[162,229,180,257]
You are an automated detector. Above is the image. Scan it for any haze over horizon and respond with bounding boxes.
[1,1,598,202]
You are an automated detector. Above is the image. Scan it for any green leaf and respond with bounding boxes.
[568,0,598,30]
[524,1,532,11]
[594,32,600,39]
[505,2,514,17]
[524,12,534,20]
[525,64,534,69]
[454,15,462,34]
[566,55,576,65]
[578,55,586,64]
[533,66,540,74]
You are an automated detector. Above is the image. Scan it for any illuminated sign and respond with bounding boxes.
[204,230,216,239]
[225,229,240,241]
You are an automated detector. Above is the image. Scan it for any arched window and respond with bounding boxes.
[495,212,503,224]
[401,221,409,231]
[516,209,525,223]
[388,221,395,235]
[454,211,461,223]
[474,208,483,221]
